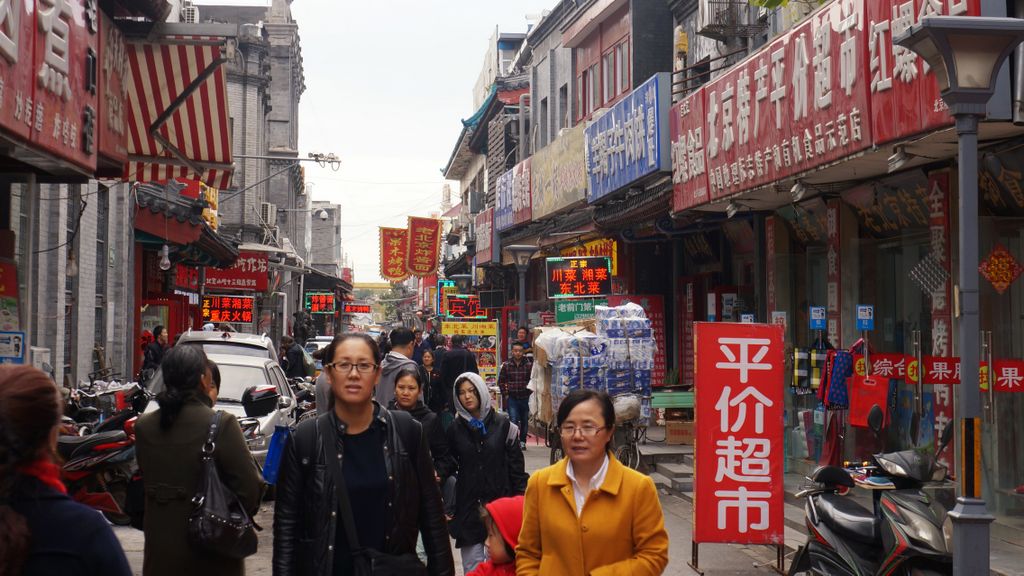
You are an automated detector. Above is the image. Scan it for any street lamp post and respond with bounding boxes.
[896,16,1024,575]
[505,245,539,329]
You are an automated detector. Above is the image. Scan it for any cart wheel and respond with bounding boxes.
[616,442,641,470]
[549,445,564,465]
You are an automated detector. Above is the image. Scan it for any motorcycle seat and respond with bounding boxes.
[57,430,127,460]
[815,492,880,545]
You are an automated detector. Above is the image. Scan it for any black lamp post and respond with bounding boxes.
[896,16,1024,575]
[505,245,538,329]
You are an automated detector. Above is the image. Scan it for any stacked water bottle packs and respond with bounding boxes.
[595,302,656,422]
[550,330,608,409]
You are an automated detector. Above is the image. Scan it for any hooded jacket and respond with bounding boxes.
[376,350,419,407]
[466,495,525,576]
[446,372,528,547]
[388,398,456,479]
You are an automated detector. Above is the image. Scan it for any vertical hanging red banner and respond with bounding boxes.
[927,170,954,470]
[826,200,842,347]
[405,217,442,277]
[992,360,1024,393]
[694,322,785,545]
[379,227,409,282]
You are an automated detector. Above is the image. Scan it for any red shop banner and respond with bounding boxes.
[670,87,709,212]
[98,10,128,165]
[406,216,442,277]
[694,322,785,545]
[379,227,409,282]
[992,360,1024,393]
[609,294,666,387]
[205,251,269,292]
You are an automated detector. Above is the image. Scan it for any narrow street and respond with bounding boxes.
[112,436,778,576]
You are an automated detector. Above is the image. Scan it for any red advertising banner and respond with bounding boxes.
[512,157,532,226]
[765,217,777,316]
[609,294,666,387]
[992,360,1024,392]
[98,10,127,164]
[406,216,442,277]
[670,88,709,211]
[680,281,696,387]
[853,353,907,379]
[32,0,99,171]
[474,208,494,264]
[694,322,785,545]
[205,251,269,292]
[925,170,954,469]
[0,0,35,144]
[201,295,254,324]
[175,264,199,292]
[826,200,842,347]
[379,227,409,282]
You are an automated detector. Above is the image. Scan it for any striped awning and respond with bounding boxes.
[125,37,234,189]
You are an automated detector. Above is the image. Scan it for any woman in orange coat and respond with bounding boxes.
[516,389,669,576]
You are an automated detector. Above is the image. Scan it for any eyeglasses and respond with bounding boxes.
[325,362,378,374]
[559,425,606,437]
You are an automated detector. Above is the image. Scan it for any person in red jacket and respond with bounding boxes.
[467,495,525,576]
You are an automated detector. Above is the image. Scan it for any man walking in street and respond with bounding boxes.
[498,341,532,450]
[376,327,422,407]
[280,335,306,379]
[412,328,432,364]
[142,325,167,375]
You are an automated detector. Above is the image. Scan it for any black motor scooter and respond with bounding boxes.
[789,405,955,576]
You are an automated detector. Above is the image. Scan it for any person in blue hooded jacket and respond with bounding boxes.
[445,372,528,574]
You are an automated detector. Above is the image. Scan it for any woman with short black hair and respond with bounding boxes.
[517,389,669,576]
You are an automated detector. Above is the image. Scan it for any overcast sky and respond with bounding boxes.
[280,0,556,283]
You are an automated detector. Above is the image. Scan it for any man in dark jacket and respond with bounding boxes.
[439,335,478,412]
[498,341,533,450]
[281,335,306,379]
[142,325,167,373]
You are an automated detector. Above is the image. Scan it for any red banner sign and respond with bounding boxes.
[342,302,372,315]
[670,88,709,212]
[474,209,494,264]
[205,251,269,292]
[609,294,666,387]
[201,295,254,324]
[98,10,127,165]
[406,217,442,277]
[379,227,409,282]
[694,322,785,545]
[826,200,842,347]
[992,360,1024,392]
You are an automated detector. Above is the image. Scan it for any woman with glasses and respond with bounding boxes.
[517,389,669,576]
[273,334,454,576]
[446,372,528,574]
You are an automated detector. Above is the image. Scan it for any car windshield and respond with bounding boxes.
[215,364,272,402]
[183,342,269,358]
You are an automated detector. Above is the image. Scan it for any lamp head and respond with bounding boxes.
[505,244,538,272]
[895,16,1024,115]
[725,201,740,219]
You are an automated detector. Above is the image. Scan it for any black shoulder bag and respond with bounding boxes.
[187,411,260,559]
[318,414,427,576]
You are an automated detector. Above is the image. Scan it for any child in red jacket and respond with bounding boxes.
[467,495,525,576]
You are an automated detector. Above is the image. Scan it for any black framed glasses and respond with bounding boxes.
[325,362,378,374]
[559,425,606,437]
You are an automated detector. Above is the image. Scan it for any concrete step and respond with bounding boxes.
[648,472,673,491]
[655,461,693,480]
[682,453,694,467]
[671,477,693,493]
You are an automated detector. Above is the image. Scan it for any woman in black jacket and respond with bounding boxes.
[273,333,454,576]
[446,372,528,574]
[0,365,132,576]
[389,367,455,480]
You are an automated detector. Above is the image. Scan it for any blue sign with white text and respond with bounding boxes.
[585,73,671,203]
[857,305,875,331]
[495,167,514,231]
[809,306,826,331]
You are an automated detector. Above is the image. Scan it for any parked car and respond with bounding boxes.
[303,336,333,375]
[175,329,278,361]
[145,353,296,463]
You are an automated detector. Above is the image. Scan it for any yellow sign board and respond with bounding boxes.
[442,321,498,336]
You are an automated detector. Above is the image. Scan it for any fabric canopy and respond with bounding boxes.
[125,37,234,189]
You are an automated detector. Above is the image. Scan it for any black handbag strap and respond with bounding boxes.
[317,416,364,555]
[201,411,223,461]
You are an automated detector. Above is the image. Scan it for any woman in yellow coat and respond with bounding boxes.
[516,389,669,576]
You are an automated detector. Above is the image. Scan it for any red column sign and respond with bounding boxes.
[694,322,785,545]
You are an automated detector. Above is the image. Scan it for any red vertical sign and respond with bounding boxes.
[379,227,409,282]
[98,10,128,165]
[609,294,666,387]
[406,216,442,277]
[826,199,842,347]
[927,170,954,470]
[694,322,785,545]
[670,87,710,211]
[765,217,777,316]
[680,280,696,387]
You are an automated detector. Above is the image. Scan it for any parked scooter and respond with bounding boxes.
[288,376,317,423]
[789,405,955,576]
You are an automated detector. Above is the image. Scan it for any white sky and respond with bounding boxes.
[283,0,557,283]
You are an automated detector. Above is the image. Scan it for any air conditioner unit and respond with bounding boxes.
[181,1,199,23]
[260,202,278,228]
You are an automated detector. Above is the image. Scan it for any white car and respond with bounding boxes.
[176,329,279,362]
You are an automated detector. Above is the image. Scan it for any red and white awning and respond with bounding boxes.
[125,37,234,189]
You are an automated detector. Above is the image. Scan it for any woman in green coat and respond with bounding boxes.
[135,347,264,576]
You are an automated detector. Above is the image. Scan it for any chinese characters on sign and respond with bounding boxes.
[436,279,456,316]
[304,292,335,315]
[445,295,486,319]
[405,216,442,277]
[205,251,269,292]
[474,208,495,264]
[559,238,619,276]
[97,9,127,164]
[554,298,607,324]
[694,322,784,545]
[495,167,514,231]
[671,88,709,212]
[531,122,586,219]
[585,73,671,203]
[379,227,409,282]
[545,256,612,299]
[826,200,842,346]
[342,302,372,315]
[512,157,532,226]
[201,295,254,325]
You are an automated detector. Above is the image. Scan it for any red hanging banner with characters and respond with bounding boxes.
[694,322,785,545]
[379,227,409,282]
[405,217,442,277]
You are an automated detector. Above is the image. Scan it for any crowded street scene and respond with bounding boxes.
[3,0,1024,574]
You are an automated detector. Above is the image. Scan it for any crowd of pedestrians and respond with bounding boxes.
[0,326,669,576]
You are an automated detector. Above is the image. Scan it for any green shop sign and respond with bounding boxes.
[554,298,607,324]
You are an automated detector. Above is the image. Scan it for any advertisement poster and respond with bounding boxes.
[609,294,666,387]
[442,321,499,383]
[205,251,269,292]
[693,322,785,545]
[0,260,20,331]
[0,331,26,364]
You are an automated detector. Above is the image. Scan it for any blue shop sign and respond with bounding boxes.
[495,167,514,231]
[585,73,671,203]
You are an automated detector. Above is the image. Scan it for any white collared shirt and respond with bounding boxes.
[565,454,610,517]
